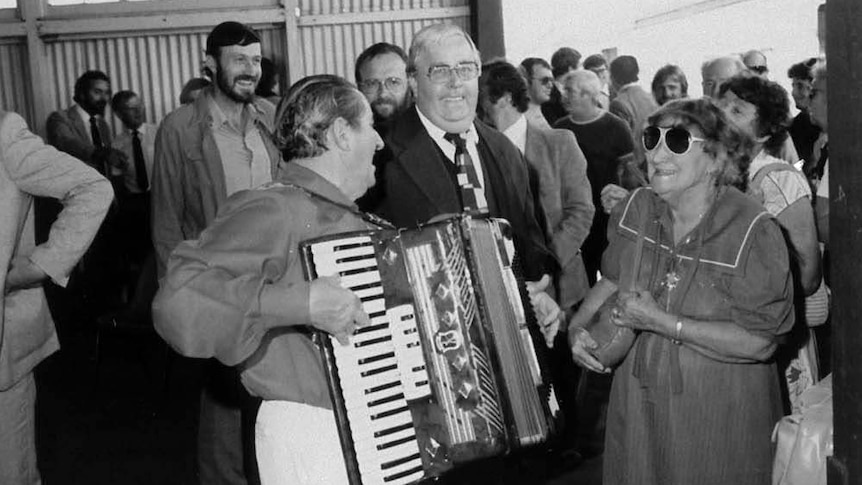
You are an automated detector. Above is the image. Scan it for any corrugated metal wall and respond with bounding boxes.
[299,0,468,15]
[43,26,286,133]
[2,1,470,131]
[0,39,33,123]
[297,0,470,80]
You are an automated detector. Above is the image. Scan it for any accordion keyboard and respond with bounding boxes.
[311,236,429,485]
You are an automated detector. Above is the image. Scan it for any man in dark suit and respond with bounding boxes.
[367,25,563,478]
[370,23,557,308]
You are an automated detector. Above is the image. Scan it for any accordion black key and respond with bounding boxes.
[300,215,553,485]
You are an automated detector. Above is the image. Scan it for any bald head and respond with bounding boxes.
[701,56,746,98]
[742,50,768,78]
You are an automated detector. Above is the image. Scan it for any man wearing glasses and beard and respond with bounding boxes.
[151,21,282,485]
[355,42,413,126]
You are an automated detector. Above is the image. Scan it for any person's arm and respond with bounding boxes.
[776,197,822,296]
[551,130,595,269]
[614,291,777,363]
[151,191,367,366]
[150,118,186,279]
[3,112,113,289]
[614,217,794,363]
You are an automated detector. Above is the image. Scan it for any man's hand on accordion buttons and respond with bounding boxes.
[309,276,370,345]
[526,274,562,348]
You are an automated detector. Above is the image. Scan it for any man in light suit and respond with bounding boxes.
[478,60,594,315]
[608,55,658,162]
[479,60,596,463]
[0,110,112,484]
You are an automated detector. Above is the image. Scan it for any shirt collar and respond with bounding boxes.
[279,162,356,208]
[75,104,93,125]
[205,89,267,129]
[502,114,527,152]
[415,105,479,144]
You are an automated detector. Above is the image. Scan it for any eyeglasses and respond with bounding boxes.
[533,76,554,87]
[426,62,480,84]
[643,126,706,155]
[358,77,406,94]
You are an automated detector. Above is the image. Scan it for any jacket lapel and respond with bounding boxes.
[67,106,90,144]
[388,110,456,214]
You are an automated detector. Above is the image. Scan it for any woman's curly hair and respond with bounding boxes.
[647,97,755,192]
[718,75,791,159]
[274,74,367,160]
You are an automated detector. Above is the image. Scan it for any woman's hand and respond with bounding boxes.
[600,184,630,214]
[568,326,610,374]
[612,290,665,332]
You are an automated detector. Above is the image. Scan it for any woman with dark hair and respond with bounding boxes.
[153,75,384,485]
[569,98,793,485]
[718,75,824,411]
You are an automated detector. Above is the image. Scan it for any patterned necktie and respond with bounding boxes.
[90,116,103,148]
[131,130,149,191]
[443,132,484,213]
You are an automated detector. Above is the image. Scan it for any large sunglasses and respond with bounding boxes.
[643,126,706,155]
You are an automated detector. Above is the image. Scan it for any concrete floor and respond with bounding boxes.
[35,326,602,485]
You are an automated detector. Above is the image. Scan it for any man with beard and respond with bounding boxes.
[354,42,412,125]
[41,70,127,327]
[151,21,281,485]
[650,64,688,106]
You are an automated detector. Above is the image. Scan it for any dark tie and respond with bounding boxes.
[131,130,149,191]
[90,116,103,148]
[443,132,484,213]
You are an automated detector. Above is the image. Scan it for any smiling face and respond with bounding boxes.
[344,99,384,200]
[791,78,812,110]
[647,119,718,202]
[358,52,410,122]
[409,34,479,133]
[210,43,262,104]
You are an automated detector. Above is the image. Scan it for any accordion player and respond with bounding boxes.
[301,214,555,485]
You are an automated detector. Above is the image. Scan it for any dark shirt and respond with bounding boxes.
[554,112,634,276]
[540,86,568,127]
[789,110,822,177]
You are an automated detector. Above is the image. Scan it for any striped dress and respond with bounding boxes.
[601,187,794,485]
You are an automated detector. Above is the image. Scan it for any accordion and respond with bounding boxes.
[300,215,553,485]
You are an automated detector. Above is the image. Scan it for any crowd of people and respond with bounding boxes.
[0,16,832,485]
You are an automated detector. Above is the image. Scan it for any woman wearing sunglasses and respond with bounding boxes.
[568,98,794,485]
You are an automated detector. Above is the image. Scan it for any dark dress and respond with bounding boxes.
[601,187,794,485]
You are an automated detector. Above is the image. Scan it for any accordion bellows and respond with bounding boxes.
[301,216,552,485]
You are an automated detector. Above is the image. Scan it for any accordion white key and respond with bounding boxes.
[300,215,553,485]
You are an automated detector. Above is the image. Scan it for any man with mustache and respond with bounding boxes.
[151,21,282,485]
[41,70,128,333]
[355,42,412,125]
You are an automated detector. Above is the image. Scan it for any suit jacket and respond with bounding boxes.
[374,108,555,281]
[524,123,594,309]
[0,111,112,390]
[151,87,282,278]
[46,105,112,172]
[610,84,658,163]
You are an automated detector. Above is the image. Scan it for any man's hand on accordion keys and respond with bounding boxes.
[525,274,563,348]
[308,276,371,345]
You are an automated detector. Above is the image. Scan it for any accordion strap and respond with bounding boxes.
[282,183,395,229]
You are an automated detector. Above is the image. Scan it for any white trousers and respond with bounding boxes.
[255,400,349,485]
